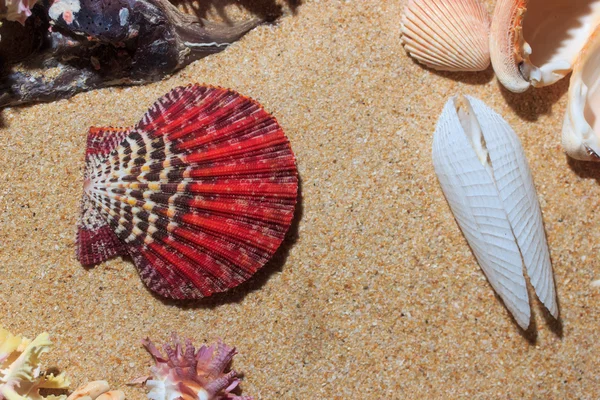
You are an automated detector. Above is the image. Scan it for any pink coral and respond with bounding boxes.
[140,334,252,400]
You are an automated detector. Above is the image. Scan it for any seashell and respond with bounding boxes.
[432,95,558,329]
[66,381,111,400]
[96,391,126,400]
[76,84,298,299]
[67,381,125,400]
[0,327,70,399]
[490,0,600,92]
[562,26,600,161]
[401,0,491,72]
[136,334,252,400]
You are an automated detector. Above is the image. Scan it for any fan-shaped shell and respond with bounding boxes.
[562,26,600,161]
[490,0,600,92]
[77,85,299,299]
[401,0,491,72]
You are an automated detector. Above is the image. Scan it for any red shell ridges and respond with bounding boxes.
[76,84,299,299]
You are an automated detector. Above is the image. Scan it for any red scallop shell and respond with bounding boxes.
[77,85,298,299]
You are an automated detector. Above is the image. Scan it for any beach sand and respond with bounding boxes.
[1,0,599,398]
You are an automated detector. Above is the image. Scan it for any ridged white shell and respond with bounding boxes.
[562,27,600,161]
[401,0,491,72]
[433,95,558,329]
[490,0,600,93]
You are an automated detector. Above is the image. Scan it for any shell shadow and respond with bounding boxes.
[514,277,564,342]
[514,305,563,343]
[498,77,569,122]
[488,291,537,343]
[566,155,600,183]
[428,65,495,85]
[152,174,304,309]
[171,0,302,23]
[490,275,563,342]
[541,300,563,339]
[520,278,564,342]
[516,312,538,344]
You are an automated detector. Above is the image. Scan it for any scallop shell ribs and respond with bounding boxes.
[77,85,299,299]
[401,0,491,72]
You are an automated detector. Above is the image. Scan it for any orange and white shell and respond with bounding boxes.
[562,26,600,161]
[67,381,125,400]
[401,0,491,72]
[490,0,600,93]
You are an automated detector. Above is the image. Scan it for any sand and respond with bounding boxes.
[1,0,599,398]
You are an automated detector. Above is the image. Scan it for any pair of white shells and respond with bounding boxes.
[402,0,600,162]
[433,95,558,329]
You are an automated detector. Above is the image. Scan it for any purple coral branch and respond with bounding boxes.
[138,334,253,400]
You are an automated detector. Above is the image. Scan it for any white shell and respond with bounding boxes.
[491,0,600,92]
[401,0,490,72]
[562,27,600,161]
[433,95,558,329]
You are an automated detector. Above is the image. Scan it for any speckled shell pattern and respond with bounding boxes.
[76,85,299,299]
